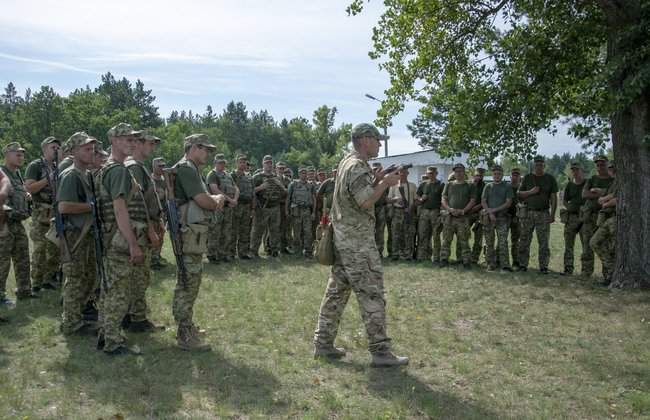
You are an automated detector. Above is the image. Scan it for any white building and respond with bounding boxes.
[369,149,474,185]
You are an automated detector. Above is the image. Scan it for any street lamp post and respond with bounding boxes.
[365,93,389,157]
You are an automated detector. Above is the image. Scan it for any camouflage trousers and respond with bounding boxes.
[580,212,599,275]
[231,203,252,257]
[441,215,471,264]
[314,246,391,354]
[417,208,442,262]
[61,234,97,334]
[391,210,416,259]
[208,207,233,259]
[99,251,138,352]
[291,207,313,256]
[374,206,386,257]
[0,220,31,298]
[509,216,521,267]
[483,215,511,269]
[251,206,281,256]
[590,215,616,281]
[468,213,484,264]
[172,254,203,327]
[279,203,291,251]
[30,218,60,288]
[563,212,587,273]
[386,209,393,257]
[518,209,551,270]
[128,247,152,323]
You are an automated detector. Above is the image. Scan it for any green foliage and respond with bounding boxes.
[348,0,649,163]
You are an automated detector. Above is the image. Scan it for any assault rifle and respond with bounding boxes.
[42,149,72,264]
[163,168,187,284]
[384,163,413,175]
[88,172,108,290]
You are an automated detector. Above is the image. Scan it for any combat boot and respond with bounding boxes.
[314,345,346,360]
[177,325,211,352]
[370,351,409,368]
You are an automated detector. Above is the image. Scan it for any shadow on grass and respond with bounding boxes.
[60,334,286,417]
[0,291,61,341]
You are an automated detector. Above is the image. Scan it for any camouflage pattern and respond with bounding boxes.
[386,207,394,257]
[314,150,392,354]
[99,253,136,351]
[484,215,511,269]
[590,215,617,282]
[291,207,313,255]
[581,175,613,275]
[518,209,552,270]
[390,210,416,259]
[231,203,252,257]
[61,234,97,334]
[151,175,167,267]
[279,175,292,251]
[29,207,60,288]
[469,214,484,264]
[172,254,204,327]
[250,206,281,256]
[374,205,387,256]
[417,208,442,262]
[441,215,471,264]
[107,122,142,139]
[0,221,31,298]
[207,170,236,260]
[509,216,521,267]
[563,212,586,273]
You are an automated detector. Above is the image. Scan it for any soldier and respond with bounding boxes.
[508,168,522,269]
[57,133,99,336]
[58,141,75,172]
[517,156,558,274]
[371,163,389,257]
[206,154,239,263]
[440,163,476,268]
[561,163,586,275]
[317,167,337,217]
[481,165,514,271]
[251,156,286,257]
[590,163,617,286]
[170,134,225,351]
[313,123,408,367]
[230,155,254,259]
[287,168,316,257]
[0,142,35,302]
[468,168,486,265]
[124,133,166,332]
[580,155,614,277]
[276,162,292,254]
[387,167,417,260]
[94,123,151,355]
[416,166,445,263]
[0,169,13,309]
[150,157,169,269]
[24,136,61,291]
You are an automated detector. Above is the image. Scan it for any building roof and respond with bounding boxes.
[368,149,471,167]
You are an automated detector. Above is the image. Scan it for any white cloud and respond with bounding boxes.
[0,52,99,75]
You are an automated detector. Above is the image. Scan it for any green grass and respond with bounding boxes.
[2,223,650,419]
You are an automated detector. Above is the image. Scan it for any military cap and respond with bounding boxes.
[317,168,325,174]
[307,166,315,171]
[236,154,248,161]
[61,140,72,153]
[426,166,438,172]
[594,154,608,163]
[511,167,521,175]
[350,123,387,141]
[371,162,382,168]
[298,167,307,173]
[491,165,503,172]
[284,168,293,176]
[214,153,226,163]
[276,161,287,167]
[570,162,581,170]
[474,167,486,175]
[262,155,273,162]
[41,136,60,147]
[107,122,143,139]
[95,144,109,157]
[2,142,26,154]
[143,133,161,143]
[452,163,465,171]
[184,133,216,150]
[533,155,545,163]
[67,131,96,149]
[152,157,166,166]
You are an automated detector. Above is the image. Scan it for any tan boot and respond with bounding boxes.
[177,325,211,352]
[370,351,409,368]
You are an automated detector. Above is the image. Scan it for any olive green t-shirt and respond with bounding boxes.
[443,181,475,210]
[174,158,208,205]
[25,159,54,204]
[563,180,585,213]
[58,166,91,228]
[58,156,74,173]
[583,175,613,212]
[102,164,133,201]
[519,173,558,210]
[482,181,513,211]
[417,180,444,210]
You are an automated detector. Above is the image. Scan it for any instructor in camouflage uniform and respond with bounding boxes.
[314,123,408,367]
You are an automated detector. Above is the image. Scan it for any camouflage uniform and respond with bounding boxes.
[508,182,521,267]
[580,174,613,275]
[250,171,284,256]
[562,178,586,273]
[150,174,167,267]
[590,180,618,282]
[416,179,444,262]
[280,174,293,252]
[469,179,486,264]
[388,181,417,259]
[231,169,253,258]
[206,165,237,261]
[481,180,513,269]
[0,150,32,299]
[58,162,97,334]
[314,150,392,354]
[374,189,389,257]
[441,181,475,264]
[288,176,315,256]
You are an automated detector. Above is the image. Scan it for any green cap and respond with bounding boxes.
[3,142,25,154]
[143,133,161,143]
[427,166,438,172]
[491,165,503,172]
[594,155,608,163]
[236,154,248,161]
[214,153,226,163]
[276,161,287,167]
[107,122,143,139]
[452,163,465,171]
[263,155,273,162]
[350,123,386,141]
[41,136,60,147]
[184,133,216,150]
[68,132,96,149]
[533,155,545,163]
[511,167,521,175]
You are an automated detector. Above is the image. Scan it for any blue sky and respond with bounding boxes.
[0,0,585,156]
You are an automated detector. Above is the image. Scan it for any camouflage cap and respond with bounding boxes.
[351,123,387,141]
[2,142,26,154]
[511,167,521,175]
[41,136,60,147]
[143,133,161,143]
[426,166,438,172]
[452,163,465,171]
[474,167,486,175]
[107,122,143,139]
[152,157,166,166]
[236,154,248,161]
[593,154,608,163]
[533,155,545,163]
[491,165,503,172]
[284,168,293,176]
[317,168,325,174]
[276,161,286,167]
[298,167,307,173]
[214,153,226,163]
[184,133,216,150]
[67,131,97,149]
[262,155,273,163]
[570,162,581,170]
[61,140,73,153]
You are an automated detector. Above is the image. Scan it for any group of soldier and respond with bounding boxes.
[0,120,619,364]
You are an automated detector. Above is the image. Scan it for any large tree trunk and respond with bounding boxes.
[601,0,650,288]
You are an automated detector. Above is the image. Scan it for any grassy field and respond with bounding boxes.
[2,223,650,419]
